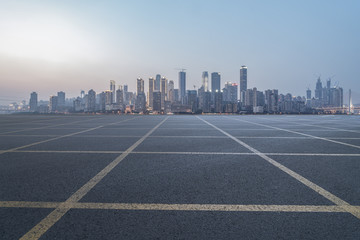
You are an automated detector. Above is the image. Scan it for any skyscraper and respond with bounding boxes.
[202,71,209,91]
[116,86,124,105]
[179,70,186,104]
[57,91,65,106]
[161,77,167,108]
[110,80,116,103]
[211,72,221,93]
[148,77,155,108]
[87,89,96,112]
[155,74,161,91]
[29,92,38,112]
[49,96,58,112]
[137,78,144,95]
[240,66,247,103]
[168,80,175,103]
[315,77,323,100]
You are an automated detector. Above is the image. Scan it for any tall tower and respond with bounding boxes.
[110,80,116,103]
[179,70,186,104]
[202,71,209,91]
[168,80,175,103]
[57,91,65,106]
[315,77,323,100]
[240,65,247,102]
[161,77,168,108]
[137,78,144,95]
[29,92,38,112]
[155,74,161,91]
[148,77,155,108]
[211,72,221,93]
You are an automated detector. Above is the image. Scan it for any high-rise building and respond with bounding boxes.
[240,66,247,102]
[148,77,155,108]
[315,77,323,100]
[87,89,96,112]
[116,86,124,105]
[110,80,116,103]
[153,91,162,112]
[202,71,209,91]
[186,90,198,113]
[155,74,161,91]
[214,91,223,113]
[265,89,279,113]
[49,96,58,113]
[57,91,65,106]
[179,71,186,104]
[168,80,175,103]
[306,89,311,100]
[223,82,238,102]
[105,90,113,105]
[124,85,129,104]
[29,92,38,112]
[137,78,144,95]
[161,77,168,108]
[211,72,221,93]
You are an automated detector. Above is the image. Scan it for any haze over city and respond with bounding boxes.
[1,0,359,104]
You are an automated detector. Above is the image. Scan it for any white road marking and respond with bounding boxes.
[197,116,360,219]
[228,117,360,149]
[11,149,360,157]
[0,117,138,155]
[2,200,358,213]
[20,117,169,240]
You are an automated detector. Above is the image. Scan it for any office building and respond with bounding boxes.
[179,70,186,104]
[153,91,162,112]
[57,91,65,107]
[240,65,247,102]
[211,72,221,93]
[155,74,161,91]
[110,80,116,103]
[29,92,38,112]
[202,71,209,91]
[148,77,155,108]
[161,77,167,108]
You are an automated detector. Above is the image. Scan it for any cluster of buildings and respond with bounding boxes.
[25,66,348,114]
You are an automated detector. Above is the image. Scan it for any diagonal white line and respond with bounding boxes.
[228,117,360,149]
[0,117,138,155]
[197,116,360,220]
[20,116,169,240]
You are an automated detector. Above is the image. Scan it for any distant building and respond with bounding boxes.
[214,91,223,113]
[137,78,144,95]
[306,89,311,100]
[223,82,238,102]
[155,74,161,91]
[57,91,65,107]
[86,89,96,112]
[148,77,155,108]
[29,92,38,112]
[265,89,278,113]
[168,80,175,103]
[116,86,124,105]
[211,72,221,93]
[202,71,209,91]
[240,65,247,103]
[161,77,168,109]
[153,91,162,112]
[110,80,116,103]
[186,90,198,113]
[179,71,186,104]
[49,96,58,113]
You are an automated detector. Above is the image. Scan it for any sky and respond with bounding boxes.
[0,0,360,104]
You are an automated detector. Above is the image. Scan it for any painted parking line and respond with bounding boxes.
[2,200,359,213]
[228,117,360,149]
[265,117,360,134]
[0,116,106,135]
[11,149,360,157]
[0,117,138,155]
[197,116,360,219]
[20,116,169,240]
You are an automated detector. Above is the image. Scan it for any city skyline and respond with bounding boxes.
[1,1,360,104]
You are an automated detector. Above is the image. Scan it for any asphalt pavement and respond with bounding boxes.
[0,114,359,239]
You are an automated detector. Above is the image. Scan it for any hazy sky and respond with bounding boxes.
[1,0,359,104]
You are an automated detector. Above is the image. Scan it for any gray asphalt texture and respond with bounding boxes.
[0,114,359,239]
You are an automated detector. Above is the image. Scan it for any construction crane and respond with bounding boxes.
[174,68,187,72]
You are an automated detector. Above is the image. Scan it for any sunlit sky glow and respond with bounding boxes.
[0,0,359,104]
